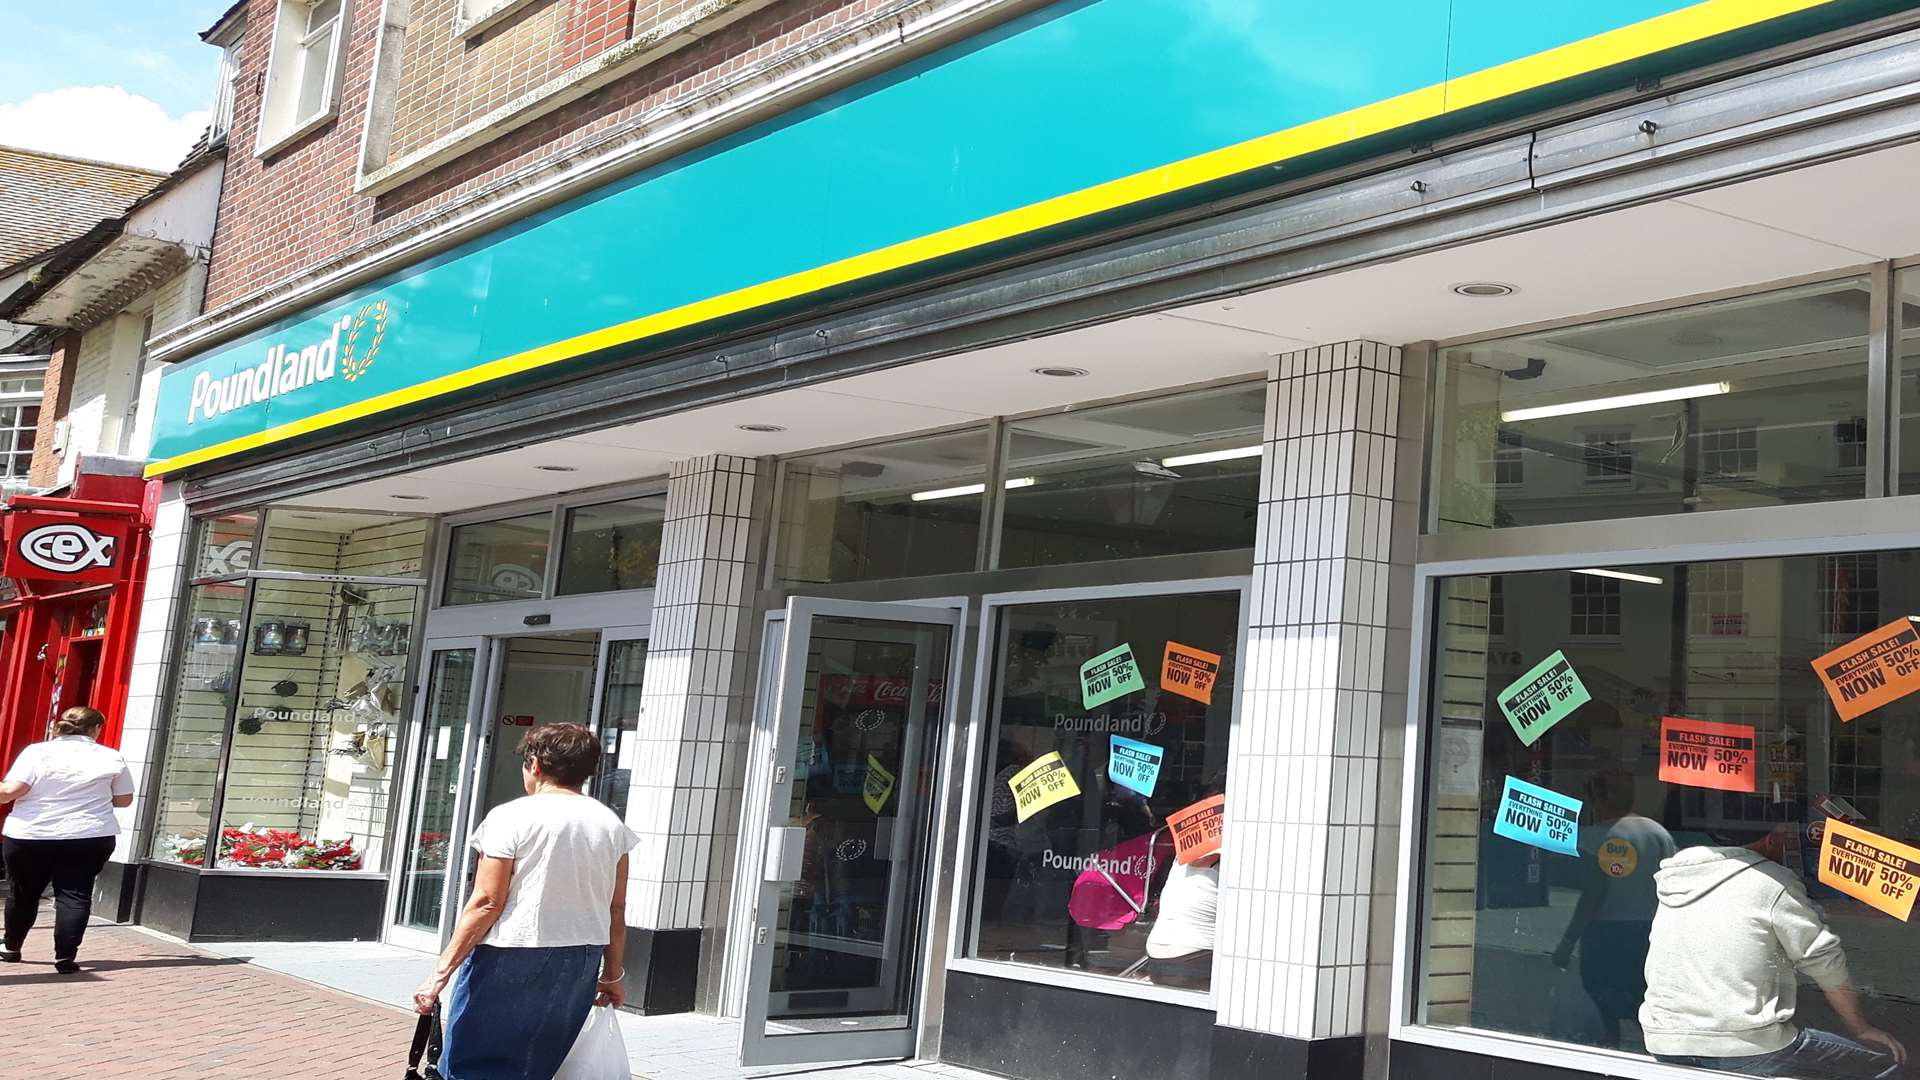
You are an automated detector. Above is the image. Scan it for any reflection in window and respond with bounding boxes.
[558,496,665,595]
[775,428,990,585]
[150,582,247,863]
[213,579,419,870]
[1432,278,1871,531]
[444,513,551,604]
[971,591,1238,993]
[1479,429,1525,487]
[193,511,260,578]
[1420,555,1920,1071]
[260,508,427,576]
[592,639,646,818]
[1568,573,1621,637]
[997,384,1264,568]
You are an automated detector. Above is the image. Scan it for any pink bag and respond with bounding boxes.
[1068,828,1170,930]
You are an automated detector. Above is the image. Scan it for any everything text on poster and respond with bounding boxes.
[1812,616,1920,722]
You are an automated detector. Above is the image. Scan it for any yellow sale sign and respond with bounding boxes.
[1819,819,1920,922]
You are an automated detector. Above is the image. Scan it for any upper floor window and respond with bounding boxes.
[205,8,248,145]
[257,0,348,154]
[1429,277,1870,532]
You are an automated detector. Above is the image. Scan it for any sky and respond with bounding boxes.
[0,1,234,170]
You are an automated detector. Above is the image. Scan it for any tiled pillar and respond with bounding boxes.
[1213,342,1414,1075]
[109,486,191,916]
[619,454,769,1011]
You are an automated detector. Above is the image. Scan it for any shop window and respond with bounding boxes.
[997,383,1264,568]
[1432,277,1870,531]
[192,511,260,578]
[775,428,990,586]
[149,582,248,863]
[591,639,646,818]
[1417,554,1920,1066]
[556,495,665,595]
[1567,573,1620,638]
[443,512,552,604]
[968,589,1238,993]
[209,579,420,870]
[260,508,428,577]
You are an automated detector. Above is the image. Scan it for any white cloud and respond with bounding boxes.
[0,86,208,171]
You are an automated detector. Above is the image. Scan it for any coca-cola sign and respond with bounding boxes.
[820,675,946,710]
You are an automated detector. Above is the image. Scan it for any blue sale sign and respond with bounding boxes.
[1493,776,1582,857]
[1108,735,1165,797]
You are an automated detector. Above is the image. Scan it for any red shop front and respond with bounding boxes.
[0,468,155,779]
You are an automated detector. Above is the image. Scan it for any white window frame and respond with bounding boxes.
[455,0,546,39]
[0,366,45,487]
[255,0,351,158]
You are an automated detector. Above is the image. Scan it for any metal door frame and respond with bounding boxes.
[739,597,965,1068]
[383,635,491,952]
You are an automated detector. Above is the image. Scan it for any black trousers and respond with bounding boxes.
[3,835,116,960]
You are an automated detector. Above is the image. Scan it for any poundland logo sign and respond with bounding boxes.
[186,301,388,425]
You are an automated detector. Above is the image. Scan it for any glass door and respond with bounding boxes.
[388,638,488,951]
[586,627,647,819]
[741,599,958,1067]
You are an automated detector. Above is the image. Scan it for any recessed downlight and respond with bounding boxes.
[389,494,428,501]
[1452,282,1517,298]
[737,423,786,433]
[1032,366,1088,378]
[534,465,578,473]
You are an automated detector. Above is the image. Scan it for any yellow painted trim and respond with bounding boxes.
[148,0,1838,477]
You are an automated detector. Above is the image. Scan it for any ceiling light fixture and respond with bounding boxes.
[910,477,1036,502]
[737,423,786,433]
[389,494,428,501]
[1161,445,1263,468]
[1452,282,1517,298]
[534,465,578,473]
[1573,567,1664,585]
[1032,366,1088,378]
[1501,382,1731,423]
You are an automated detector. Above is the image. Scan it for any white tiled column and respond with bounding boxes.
[1215,342,1413,1060]
[623,454,766,934]
[116,484,190,865]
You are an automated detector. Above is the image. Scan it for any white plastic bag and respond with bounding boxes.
[553,1006,631,1080]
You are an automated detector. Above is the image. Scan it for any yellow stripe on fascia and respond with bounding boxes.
[147,0,1834,477]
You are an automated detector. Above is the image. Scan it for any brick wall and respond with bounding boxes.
[204,0,896,310]
[27,331,79,487]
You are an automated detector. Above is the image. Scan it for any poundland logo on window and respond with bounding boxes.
[186,300,389,425]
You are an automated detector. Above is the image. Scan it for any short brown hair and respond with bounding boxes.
[55,706,107,737]
[519,723,600,788]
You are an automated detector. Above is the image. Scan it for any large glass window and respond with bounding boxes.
[1894,268,1920,494]
[1419,554,1920,1065]
[775,428,990,585]
[1432,279,1870,532]
[208,579,418,870]
[970,589,1238,993]
[444,512,551,604]
[191,511,259,579]
[997,383,1264,568]
[150,582,247,863]
[557,496,665,595]
[260,508,428,577]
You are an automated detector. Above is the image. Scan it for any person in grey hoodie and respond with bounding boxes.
[1640,816,1907,1078]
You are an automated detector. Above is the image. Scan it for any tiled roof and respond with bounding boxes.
[0,145,166,271]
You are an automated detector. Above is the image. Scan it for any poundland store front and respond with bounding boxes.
[126,3,1920,1078]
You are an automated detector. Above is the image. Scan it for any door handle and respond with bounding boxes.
[763,826,806,882]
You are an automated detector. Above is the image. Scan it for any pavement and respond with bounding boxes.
[0,917,998,1080]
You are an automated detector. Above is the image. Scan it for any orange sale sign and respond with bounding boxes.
[1657,716,1756,793]
[1812,617,1920,722]
[1819,819,1920,922]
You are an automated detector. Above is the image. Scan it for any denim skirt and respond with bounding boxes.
[442,943,601,1080]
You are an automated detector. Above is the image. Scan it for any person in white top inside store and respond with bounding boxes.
[412,722,640,1080]
[1147,783,1224,991]
[0,706,135,974]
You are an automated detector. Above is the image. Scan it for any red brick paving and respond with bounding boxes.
[0,922,415,1079]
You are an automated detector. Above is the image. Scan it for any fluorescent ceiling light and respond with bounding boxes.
[1161,445,1263,468]
[1501,382,1731,423]
[911,477,1036,502]
[1573,567,1664,585]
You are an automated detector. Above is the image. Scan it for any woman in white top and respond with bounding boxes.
[413,722,639,1080]
[0,706,134,973]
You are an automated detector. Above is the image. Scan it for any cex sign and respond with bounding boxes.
[3,512,131,583]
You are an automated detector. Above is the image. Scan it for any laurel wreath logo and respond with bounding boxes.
[340,299,389,383]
